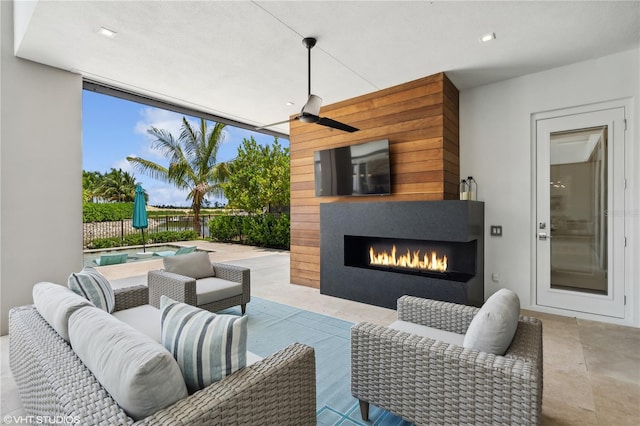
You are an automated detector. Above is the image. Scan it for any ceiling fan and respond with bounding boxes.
[258,37,359,133]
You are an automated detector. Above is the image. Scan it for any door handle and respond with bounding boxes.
[538,232,551,240]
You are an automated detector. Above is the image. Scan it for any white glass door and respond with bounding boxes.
[535,106,625,318]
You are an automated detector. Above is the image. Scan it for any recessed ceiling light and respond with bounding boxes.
[480,32,496,43]
[286,101,295,106]
[98,27,117,39]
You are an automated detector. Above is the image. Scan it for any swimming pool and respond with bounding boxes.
[83,245,208,267]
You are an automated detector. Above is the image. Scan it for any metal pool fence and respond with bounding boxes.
[83,214,215,248]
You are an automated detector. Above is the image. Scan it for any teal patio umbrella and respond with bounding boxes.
[132,185,149,252]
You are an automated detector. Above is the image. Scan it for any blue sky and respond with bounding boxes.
[82,90,289,207]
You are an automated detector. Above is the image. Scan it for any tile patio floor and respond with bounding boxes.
[1,241,639,425]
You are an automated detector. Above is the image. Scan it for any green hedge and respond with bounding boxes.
[208,213,290,250]
[242,214,290,249]
[83,202,133,223]
[88,230,199,249]
[208,214,244,242]
[83,202,228,222]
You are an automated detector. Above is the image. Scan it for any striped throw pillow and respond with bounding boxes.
[160,295,248,393]
[68,267,115,313]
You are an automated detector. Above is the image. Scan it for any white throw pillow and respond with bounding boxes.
[32,282,94,342]
[68,306,188,420]
[68,267,115,313]
[160,295,248,393]
[163,251,213,279]
[463,288,520,355]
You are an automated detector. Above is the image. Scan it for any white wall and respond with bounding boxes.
[1,0,83,335]
[1,0,637,329]
[460,49,640,326]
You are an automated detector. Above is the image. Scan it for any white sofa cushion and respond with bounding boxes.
[160,296,248,393]
[113,305,162,343]
[196,277,243,306]
[463,288,520,355]
[163,251,213,279]
[388,320,465,347]
[68,267,115,313]
[32,282,94,342]
[115,303,262,366]
[69,306,188,420]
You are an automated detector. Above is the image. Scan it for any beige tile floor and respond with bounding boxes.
[2,241,639,425]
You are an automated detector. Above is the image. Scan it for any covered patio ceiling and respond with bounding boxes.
[14,1,640,136]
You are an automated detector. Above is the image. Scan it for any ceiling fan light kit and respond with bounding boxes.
[259,37,359,133]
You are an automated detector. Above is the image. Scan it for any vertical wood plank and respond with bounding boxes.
[290,72,459,288]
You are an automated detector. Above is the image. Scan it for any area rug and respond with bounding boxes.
[221,297,412,425]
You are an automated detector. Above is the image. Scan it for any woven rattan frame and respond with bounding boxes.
[148,262,250,314]
[9,284,316,425]
[351,295,543,426]
[113,285,149,312]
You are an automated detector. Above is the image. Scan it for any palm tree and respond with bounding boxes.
[97,168,139,202]
[82,170,102,203]
[127,117,230,234]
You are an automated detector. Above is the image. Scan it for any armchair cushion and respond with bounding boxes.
[68,306,188,420]
[196,277,243,306]
[68,267,115,313]
[32,282,94,342]
[163,251,213,279]
[463,288,520,355]
[388,320,464,346]
[160,296,248,393]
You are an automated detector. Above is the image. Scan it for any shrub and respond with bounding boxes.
[242,213,290,250]
[88,237,123,249]
[83,202,133,223]
[209,214,244,242]
[148,230,198,244]
[88,230,198,249]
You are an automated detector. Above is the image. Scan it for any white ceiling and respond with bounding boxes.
[14,1,640,136]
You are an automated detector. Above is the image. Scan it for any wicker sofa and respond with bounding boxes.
[351,295,543,425]
[9,284,316,425]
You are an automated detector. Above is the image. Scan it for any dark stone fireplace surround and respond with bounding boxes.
[320,200,484,309]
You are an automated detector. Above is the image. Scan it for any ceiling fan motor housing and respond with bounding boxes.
[302,37,317,49]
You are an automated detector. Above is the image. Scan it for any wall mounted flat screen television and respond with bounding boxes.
[314,139,391,197]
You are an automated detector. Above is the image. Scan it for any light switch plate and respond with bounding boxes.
[490,225,502,236]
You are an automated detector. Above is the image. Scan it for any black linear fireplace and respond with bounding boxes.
[320,200,484,309]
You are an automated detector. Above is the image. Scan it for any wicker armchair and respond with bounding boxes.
[148,262,250,314]
[351,295,543,426]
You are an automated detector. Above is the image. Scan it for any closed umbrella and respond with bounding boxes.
[132,185,149,252]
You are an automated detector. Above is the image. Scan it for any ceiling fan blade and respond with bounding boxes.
[256,116,299,130]
[261,39,358,134]
[301,94,322,116]
[317,117,359,133]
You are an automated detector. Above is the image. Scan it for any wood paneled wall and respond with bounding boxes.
[289,72,459,288]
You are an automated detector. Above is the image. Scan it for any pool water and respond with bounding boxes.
[83,245,204,267]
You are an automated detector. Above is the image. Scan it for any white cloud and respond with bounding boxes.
[134,107,184,138]
[145,183,226,208]
[133,107,184,162]
[147,185,190,207]
[111,156,136,173]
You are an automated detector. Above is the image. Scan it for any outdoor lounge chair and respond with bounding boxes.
[152,246,197,257]
[93,253,128,266]
[351,293,543,425]
[148,251,250,315]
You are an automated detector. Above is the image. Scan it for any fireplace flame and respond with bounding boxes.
[368,245,447,272]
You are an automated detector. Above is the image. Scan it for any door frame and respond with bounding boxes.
[530,99,631,322]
